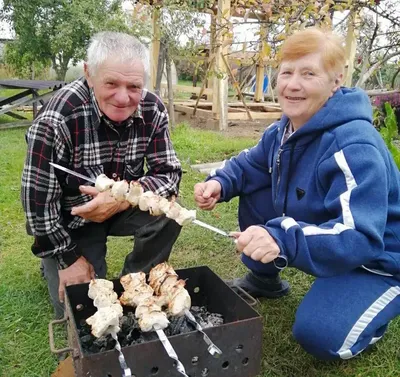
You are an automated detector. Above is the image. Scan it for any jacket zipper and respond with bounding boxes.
[275,148,283,203]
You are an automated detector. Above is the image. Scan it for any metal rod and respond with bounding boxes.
[184,309,222,357]
[111,332,132,377]
[49,162,97,184]
[155,329,189,377]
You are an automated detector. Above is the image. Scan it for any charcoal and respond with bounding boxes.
[79,306,224,355]
[166,315,195,336]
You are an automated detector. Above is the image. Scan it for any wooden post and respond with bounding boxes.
[254,21,267,102]
[150,8,161,91]
[221,54,253,121]
[344,11,359,87]
[165,47,175,128]
[207,14,217,102]
[193,56,215,116]
[212,0,230,131]
[32,90,38,119]
[267,65,275,102]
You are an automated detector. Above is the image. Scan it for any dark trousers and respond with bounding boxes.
[41,207,181,318]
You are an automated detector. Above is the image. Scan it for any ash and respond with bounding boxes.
[79,306,224,355]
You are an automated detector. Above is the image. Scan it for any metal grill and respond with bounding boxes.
[50,266,263,377]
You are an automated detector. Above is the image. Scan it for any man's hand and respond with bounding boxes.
[58,256,95,302]
[230,226,280,263]
[71,186,130,222]
[194,180,222,210]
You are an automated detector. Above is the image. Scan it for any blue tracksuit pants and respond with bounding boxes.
[244,257,400,360]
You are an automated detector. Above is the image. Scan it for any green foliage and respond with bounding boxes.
[379,102,400,169]
[1,0,131,80]
[3,42,51,79]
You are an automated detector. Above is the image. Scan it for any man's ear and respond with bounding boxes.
[84,62,93,87]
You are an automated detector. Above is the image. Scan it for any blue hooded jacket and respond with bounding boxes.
[208,88,400,278]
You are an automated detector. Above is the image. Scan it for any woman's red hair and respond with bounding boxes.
[279,28,346,77]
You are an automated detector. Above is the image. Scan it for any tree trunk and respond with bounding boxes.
[51,55,70,81]
[155,41,166,96]
[391,68,400,89]
[165,47,175,129]
[356,52,400,88]
[55,67,68,81]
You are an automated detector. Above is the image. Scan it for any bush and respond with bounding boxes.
[372,92,400,130]
[379,102,400,169]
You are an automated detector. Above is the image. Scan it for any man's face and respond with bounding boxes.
[85,59,145,123]
[277,52,341,129]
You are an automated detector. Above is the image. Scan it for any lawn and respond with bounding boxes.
[0,123,399,377]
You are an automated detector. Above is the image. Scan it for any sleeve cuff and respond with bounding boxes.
[55,246,82,270]
[273,254,288,270]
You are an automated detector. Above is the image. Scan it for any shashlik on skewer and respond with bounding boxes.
[95,175,196,226]
[148,262,191,317]
[149,263,222,357]
[119,271,190,377]
[119,272,170,332]
[87,279,132,377]
[86,279,123,338]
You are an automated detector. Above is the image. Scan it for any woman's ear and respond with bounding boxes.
[332,73,344,93]
[335,73,344,86]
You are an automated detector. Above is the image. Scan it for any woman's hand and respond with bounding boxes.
[71,186,130,222]
[194,180,222,210]
[231,226,280,263]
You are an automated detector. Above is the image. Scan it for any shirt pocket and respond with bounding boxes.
[125,157,145,181]
[62,164,103,195]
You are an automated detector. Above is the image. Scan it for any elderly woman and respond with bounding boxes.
[194,28,400,360]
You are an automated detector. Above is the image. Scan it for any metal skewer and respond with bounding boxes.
[49,163,235,242]
[184,309,222,357]
[155,329,189,377]
[110,331,132,377]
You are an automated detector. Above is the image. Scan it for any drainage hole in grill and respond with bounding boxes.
[222,361,229,369]
[193,287,200,293]
[201,367,209,376]
[242,357,249,365]
[235,344,244,353]
[150,367,159,375]
[191,356,199,365]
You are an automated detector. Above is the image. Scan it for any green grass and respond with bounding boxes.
[1,124,400,377]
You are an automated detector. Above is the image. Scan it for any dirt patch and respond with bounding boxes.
[182,117,275,140]
[51,357,74,377]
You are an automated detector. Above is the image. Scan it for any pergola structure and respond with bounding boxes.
[146,1,359,130]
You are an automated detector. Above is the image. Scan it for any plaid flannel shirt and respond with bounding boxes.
[21,77,182,269]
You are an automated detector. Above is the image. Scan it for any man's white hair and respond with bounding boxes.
[86,31,149,80]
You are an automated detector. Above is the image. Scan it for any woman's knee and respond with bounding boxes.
[292,312,342,360]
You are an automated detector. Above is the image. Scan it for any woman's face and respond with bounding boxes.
[277,52,341,130]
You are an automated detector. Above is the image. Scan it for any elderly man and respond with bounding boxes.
[21,31,182,319]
